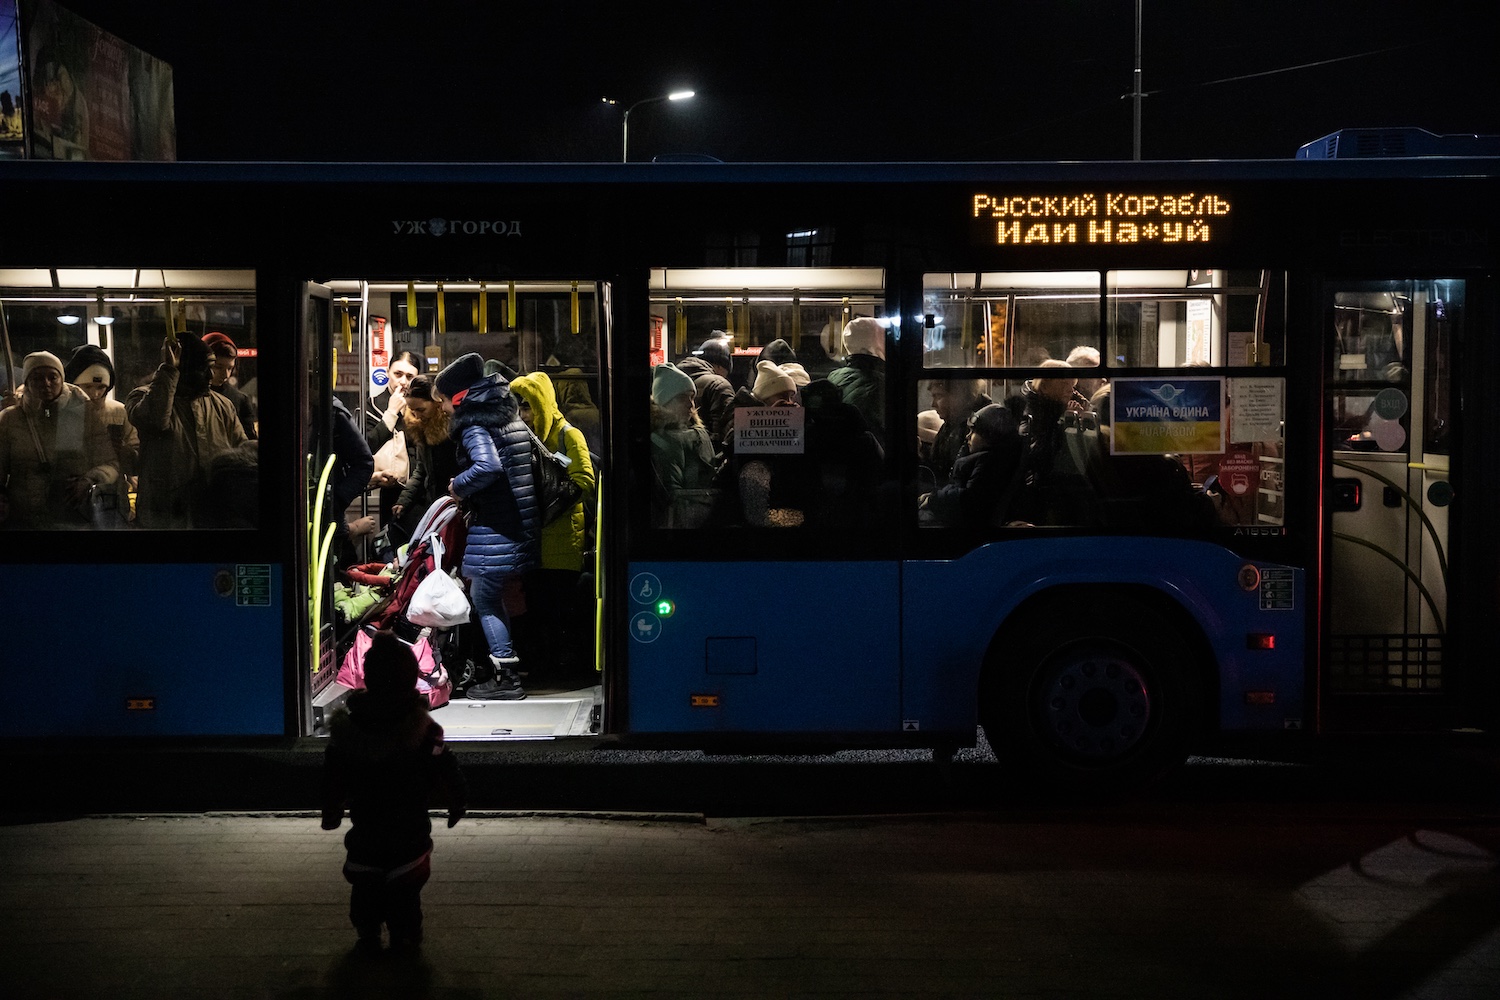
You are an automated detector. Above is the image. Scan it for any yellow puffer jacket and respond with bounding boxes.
[510,372,596,572]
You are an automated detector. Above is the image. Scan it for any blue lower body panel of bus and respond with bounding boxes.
[625,561,901,735]
[0,563,286,738]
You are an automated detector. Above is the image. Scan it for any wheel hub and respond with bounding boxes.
[1038,652,1151,760]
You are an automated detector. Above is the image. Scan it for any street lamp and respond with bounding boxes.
[616,90,695,163]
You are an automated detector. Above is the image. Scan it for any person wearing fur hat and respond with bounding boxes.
[677,337,737,447]
[0,350,121,528]
[510,370,596,682]
[649,362,720,529]
[433,352,539,700]
[827,317,887,446]
[125,331,250,529]
[321,630,467,951]
[918,402,1025,529]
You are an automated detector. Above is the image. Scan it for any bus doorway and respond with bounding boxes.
[1323,279,1461,730]
[304,278,609,741]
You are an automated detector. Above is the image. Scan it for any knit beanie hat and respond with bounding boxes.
[63,344,115,388]
[759,338,796,367]
[917,409,942,444]
[651,363,695,406]
[21,351,64,383]
[692,337,732,371]
[361,630,418,698]
[752,360,797,402]
[201,332,237,356]
[435,352,486,399]
[780,362,811,387]
[968,402,1018,443]
[841,317,886,361]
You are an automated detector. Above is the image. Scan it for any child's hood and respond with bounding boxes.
[328,691,438,760]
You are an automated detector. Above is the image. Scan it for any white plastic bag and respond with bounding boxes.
[407,536,471,627]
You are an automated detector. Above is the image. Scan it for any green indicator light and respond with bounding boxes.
[656,599,675,617]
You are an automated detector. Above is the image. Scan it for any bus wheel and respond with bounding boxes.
[982,596,1200,793]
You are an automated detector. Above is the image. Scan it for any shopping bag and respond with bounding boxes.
[408,536,471,627]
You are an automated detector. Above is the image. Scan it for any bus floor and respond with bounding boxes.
[436,683,602,740]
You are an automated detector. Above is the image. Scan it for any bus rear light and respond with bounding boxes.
[1246,633,1276,650]
[1244,691,1276,705]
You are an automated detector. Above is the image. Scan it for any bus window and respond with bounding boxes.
[0,269,258,531]
[647,267,891,532]
[922,272,1099,369]
[1106,269,1281,368]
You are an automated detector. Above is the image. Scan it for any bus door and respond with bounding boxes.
[304,278,610,740]
[1324,279,1461,728]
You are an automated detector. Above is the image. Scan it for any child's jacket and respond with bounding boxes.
[321,690,467,867]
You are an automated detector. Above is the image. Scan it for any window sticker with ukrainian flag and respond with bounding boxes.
[1110,377,1225,455]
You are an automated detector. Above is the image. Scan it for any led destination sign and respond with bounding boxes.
[972,192,1232,246]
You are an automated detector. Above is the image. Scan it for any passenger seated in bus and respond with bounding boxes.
[918,403,1025,530]
[827,318,886,447]
[1009,360,1088,525]
[1066,346,1106,409]
[1088,383,1217,534]
[679,336,737,448]
[0,350,121,529]
[735,360,813,529]
[917,408,941,487]
[649,363,720,529]
[511,371,596,683]
[927,379,993,488]
[125,332,251,530]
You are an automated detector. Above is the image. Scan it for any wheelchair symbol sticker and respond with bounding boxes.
[630,573,662,605]
[630,612,662,643]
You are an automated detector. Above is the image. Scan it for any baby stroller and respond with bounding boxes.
[336,497,469,708]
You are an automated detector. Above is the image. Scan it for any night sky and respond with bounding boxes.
[50,0,1500,163]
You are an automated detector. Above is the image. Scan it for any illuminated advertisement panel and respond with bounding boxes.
[20,0,174,160]
[1,0,21,159]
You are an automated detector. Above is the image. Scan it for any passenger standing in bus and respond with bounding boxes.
[736,360,812,529]
[649,363,721,529]
[363,352,423,535]
[202,333,258,440]
[64,344,139,526]
[827,317,886,446]
[126,333,249,530]
[679,336,737,449]
[0,351,120,529]
[1066,346,1107,408]
[434,353,539,701]
[511,371,596,685]
[391,375,457,539]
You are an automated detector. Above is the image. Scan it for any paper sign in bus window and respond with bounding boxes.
[1230,378,1284,443]
[734,406,805,455]
[1111,377,1225,455]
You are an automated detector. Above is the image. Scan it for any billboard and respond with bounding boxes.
[1,1,22,159]
[19,0,174,161]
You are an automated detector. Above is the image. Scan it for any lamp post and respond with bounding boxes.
[617,90,695,163]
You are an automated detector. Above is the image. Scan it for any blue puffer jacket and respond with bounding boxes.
[447,375,539,579]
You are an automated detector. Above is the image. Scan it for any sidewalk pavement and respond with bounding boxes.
[2,811,1498,999]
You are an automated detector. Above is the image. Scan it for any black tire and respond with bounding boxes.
[980,591,1203,793]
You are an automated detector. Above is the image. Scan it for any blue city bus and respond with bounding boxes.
[0,157,1494,789]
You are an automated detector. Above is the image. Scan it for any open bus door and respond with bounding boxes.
[303,277,610,740]
[1323,279,1464,731]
